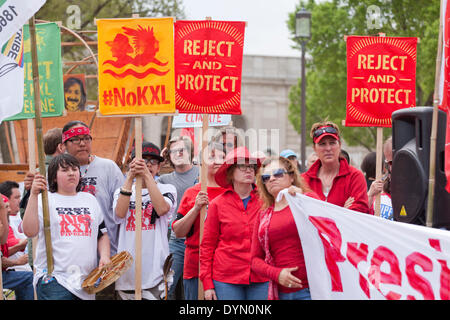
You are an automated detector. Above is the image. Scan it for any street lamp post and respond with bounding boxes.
[295,8,311,172]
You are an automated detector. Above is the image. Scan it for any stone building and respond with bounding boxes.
[143,54,369,168]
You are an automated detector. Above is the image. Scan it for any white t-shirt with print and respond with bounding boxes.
[372,192,393,220]
[33,192,105,300]
[112,182,176,291]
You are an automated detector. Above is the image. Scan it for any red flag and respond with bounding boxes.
[438,0,450,193]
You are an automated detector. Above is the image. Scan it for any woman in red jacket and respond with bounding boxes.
[200,147,268,300]
[302,121,370,214]
[251,156,318,300]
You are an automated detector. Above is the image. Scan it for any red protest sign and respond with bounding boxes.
[346,36,418,127]
[174,20,245,114]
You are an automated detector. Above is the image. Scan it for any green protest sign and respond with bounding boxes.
[6,22,64,120]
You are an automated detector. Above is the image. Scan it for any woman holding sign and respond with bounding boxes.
[200,147,268,300]
[302,121,370,214]
[251,156,318,300]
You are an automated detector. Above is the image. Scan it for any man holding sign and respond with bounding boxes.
[113,142,176,300]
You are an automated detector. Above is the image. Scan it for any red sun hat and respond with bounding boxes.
[313,126,340,144]
[214,146,262,188]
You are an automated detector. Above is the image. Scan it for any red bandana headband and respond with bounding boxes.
[62,126,91,143]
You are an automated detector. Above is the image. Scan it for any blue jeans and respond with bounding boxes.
[278,288,311,300]
[2,270,34,300]
[213,280,269,300]
[36,276,80,300]
[168,237,186,299]
[183,277,198,300]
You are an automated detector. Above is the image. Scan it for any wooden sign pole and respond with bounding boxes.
[197,16,213,301]
[134,117,143,300]
[27,118,38,300]
[130,12,144,301]
[374,127,383,217]
[198,114,209,300]
[29,16,54,277]
[426,0,444,227]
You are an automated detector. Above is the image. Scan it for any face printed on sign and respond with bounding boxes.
[64,77,86,111]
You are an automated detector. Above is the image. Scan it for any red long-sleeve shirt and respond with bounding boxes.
[199,187,268,291]
[251,192,318,294]
[302,158,370,214]
[173,183,225,279]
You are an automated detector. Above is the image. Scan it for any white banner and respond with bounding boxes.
[0,0,46,47]
[0,28,23,123]
[280,190,450,300]
[172,113,232,128]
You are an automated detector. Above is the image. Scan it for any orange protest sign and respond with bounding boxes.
[97,18,176,115]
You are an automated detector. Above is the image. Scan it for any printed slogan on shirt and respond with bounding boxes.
[174,20,245,115]
[57,207,92,237]
[126,200,156,231]
[346,36,417,127]
[97,18,175,115]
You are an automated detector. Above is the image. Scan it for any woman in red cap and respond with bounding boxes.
[251,156,318,300]
[302,121,369,214]
[200,147,268,300]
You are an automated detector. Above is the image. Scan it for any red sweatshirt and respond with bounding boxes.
[302,158,370,214]
[251,192,318,294]
[199,187,268,290]
[173,183,225,279]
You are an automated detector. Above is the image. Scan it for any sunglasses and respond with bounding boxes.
[261,168,292,184]
[236,164,257,172]
[313,127,338,139]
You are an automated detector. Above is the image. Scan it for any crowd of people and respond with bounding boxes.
[0,119,395,300]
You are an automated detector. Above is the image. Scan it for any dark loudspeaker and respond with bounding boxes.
[391,107,449,228]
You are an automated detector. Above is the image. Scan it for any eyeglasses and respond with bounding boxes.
[67,136,92,144]
[144,158,160,165]
[313,126,338,139]
[169,147,186,155]
[261,168,293,184]
[223,142,235,150]
[236,164,257,172]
